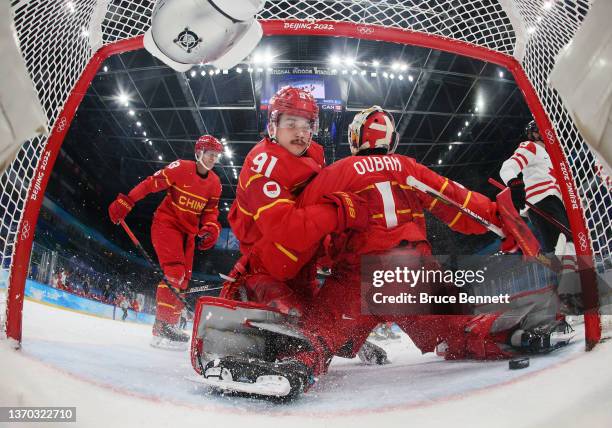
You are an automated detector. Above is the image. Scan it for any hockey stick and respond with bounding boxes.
[407,176,563,272]
[181,285,223,294]
[406,176,505,237]
[119,220,194,312]
[488,178,572,236]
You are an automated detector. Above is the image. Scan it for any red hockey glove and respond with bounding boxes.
[508,174,526,211]
[108,193,135,224]
[197,223,220,251]
[219,255,249,300]
[323,191,369,233]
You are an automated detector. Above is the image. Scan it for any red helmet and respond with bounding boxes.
[348,106,398,155]
[268,86,319,133]
[195,135,223,154]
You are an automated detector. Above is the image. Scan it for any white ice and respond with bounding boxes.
[1,296,611,428]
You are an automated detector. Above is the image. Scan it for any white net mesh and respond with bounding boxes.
[1,0,610,338]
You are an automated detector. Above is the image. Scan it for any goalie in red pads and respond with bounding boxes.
[109,135,223,349]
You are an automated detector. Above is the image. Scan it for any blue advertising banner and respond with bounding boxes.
[0,276,155,325]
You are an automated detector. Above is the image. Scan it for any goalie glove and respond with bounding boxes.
[197,222,220,251]
[108,193,135,224]
[323,191,369,233]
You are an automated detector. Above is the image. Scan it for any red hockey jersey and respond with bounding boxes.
[297,154,499,260]
[127,159,221,235]
[228,138,342,262]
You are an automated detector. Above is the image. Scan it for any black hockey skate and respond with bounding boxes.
[357,340,390,365]
[201,356,313,400]
[151,319,190,350]
[509,319,575,354]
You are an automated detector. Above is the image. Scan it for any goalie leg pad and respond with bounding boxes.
[190,297,312,375]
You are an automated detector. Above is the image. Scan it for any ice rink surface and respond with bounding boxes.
[1,296,611,428]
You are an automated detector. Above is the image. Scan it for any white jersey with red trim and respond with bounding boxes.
[499,140,563,208]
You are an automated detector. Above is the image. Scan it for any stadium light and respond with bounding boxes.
[117,92,130,105]
[372,60,380,67]
[330,55,341,65]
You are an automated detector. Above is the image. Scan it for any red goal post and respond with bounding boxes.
[1,1,609,349]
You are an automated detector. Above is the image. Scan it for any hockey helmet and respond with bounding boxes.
[195,135,223,154]
[268,86,319,134]
[348,105,399,155]
[525,120,541,141]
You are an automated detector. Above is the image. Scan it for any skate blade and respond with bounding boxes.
[150,336,189,351]
[186,374,291,397]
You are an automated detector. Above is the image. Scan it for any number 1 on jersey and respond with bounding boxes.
[375,181,398,229]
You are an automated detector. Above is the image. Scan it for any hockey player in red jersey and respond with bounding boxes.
[109,135,223,349]
[195,106,547,398]
[222,86,368,315]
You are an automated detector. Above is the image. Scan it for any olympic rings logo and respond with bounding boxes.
[577,232,588,252]
[56,116,67,133]
[545,128,555,145]
[21,221,30,241]
[357,26,374,35]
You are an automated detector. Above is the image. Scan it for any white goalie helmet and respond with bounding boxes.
[144,0,265,72]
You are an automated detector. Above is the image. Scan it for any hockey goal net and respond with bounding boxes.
[1,0,610,346]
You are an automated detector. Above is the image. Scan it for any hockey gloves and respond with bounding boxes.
[323,191,369,233]
[507,174,526,211]
[197,222,220,251]
[108,193,135,224]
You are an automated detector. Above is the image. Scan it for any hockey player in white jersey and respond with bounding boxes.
[499,120,580,311]
[499,120,572,253]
